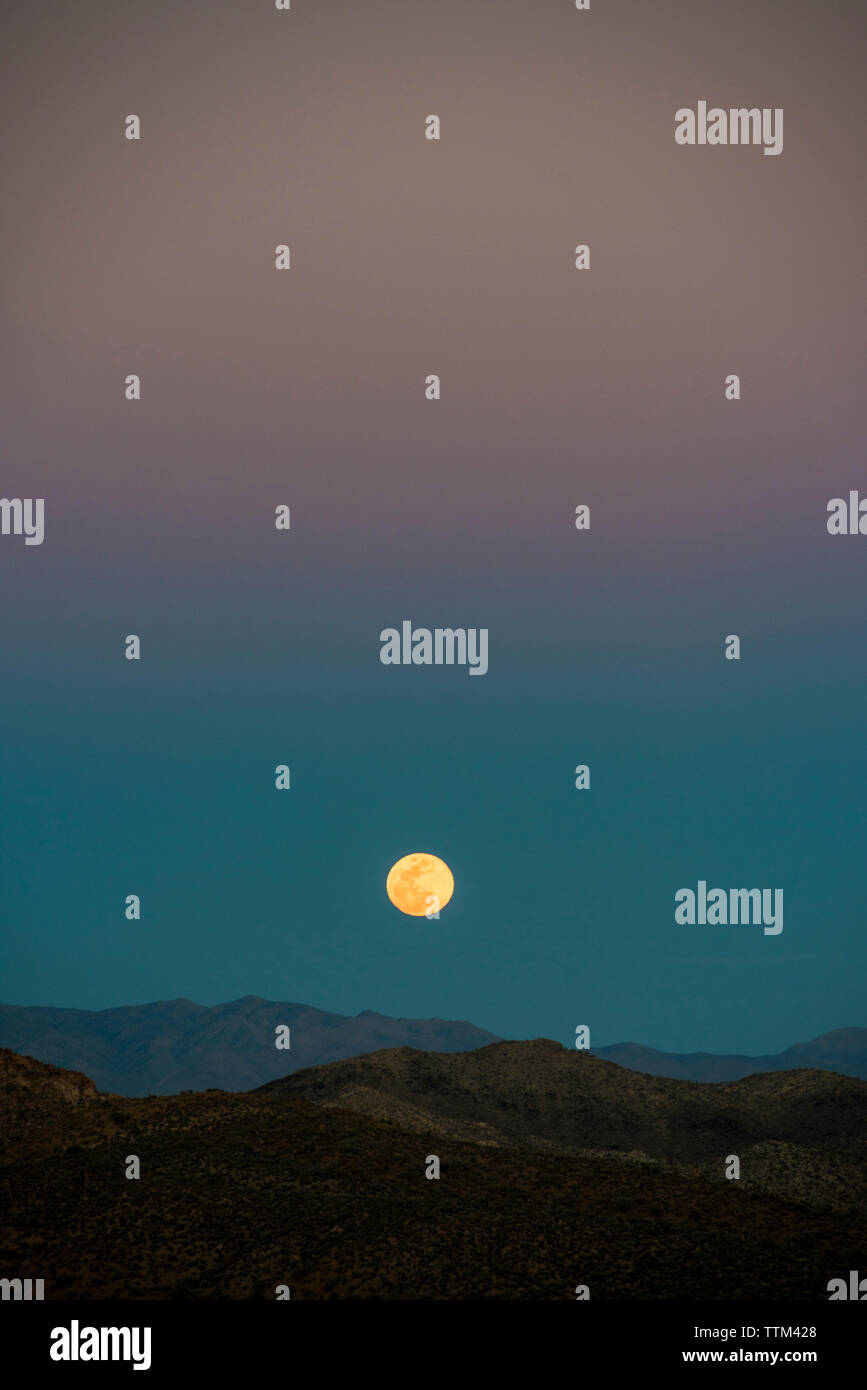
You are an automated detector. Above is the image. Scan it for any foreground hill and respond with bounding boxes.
[0,997,500,1095]
[263,1039,867,1212]
[0,1048,100,1154]
[0,1048,863,1301]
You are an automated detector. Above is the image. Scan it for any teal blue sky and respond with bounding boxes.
[2,0,865,1053]
[2,573,865,1054]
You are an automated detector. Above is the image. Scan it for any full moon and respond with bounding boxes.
[386,852,454,917]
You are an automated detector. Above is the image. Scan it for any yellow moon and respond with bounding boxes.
[386,852,454,917]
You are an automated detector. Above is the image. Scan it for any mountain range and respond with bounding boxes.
[0,997,864,1094]
[594,1028,867,1082]
[0,997,499,1095]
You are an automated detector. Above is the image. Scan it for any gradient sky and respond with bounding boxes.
[1,0,865,1054]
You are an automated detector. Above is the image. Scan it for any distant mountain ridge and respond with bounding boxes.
[0,997,863,1094]
[0,997,500,1096]
[593,1028,867,1082]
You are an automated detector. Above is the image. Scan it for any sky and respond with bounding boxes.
[1,0,865,1055]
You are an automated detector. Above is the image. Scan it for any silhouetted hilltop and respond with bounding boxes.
[262,1038,867,1157]
[262,1039,867,1212]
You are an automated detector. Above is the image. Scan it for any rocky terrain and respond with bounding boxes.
[263,1038,867,1212]
[1,1043,865,1299]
